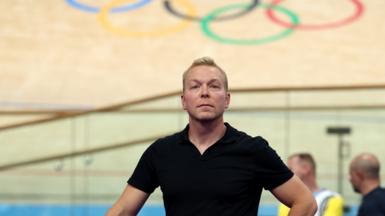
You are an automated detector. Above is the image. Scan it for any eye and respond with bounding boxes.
[190,85,199,89]
[210,84,220,89]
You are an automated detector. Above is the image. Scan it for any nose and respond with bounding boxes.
[200,85,209,97]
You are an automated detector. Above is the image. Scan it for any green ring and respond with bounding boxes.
[201,3,299,45]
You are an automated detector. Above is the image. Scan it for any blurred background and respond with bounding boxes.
[1,0,385,215]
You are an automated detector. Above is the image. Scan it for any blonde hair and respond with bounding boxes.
[289,153,317,174]
[182,57,228,91]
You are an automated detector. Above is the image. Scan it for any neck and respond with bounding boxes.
[361,179,380,195]
[188,117,226,149]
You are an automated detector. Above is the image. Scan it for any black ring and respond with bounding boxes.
[163,0,260,22]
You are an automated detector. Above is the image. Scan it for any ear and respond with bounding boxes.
[181,94,187,110]
[303,163,312,175]
[356,170,365,181]
[225,92,231,109]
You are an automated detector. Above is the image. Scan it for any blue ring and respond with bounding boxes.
[65,0,152,13]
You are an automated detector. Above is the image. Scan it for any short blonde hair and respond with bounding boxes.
[182,57,228,91]
[289,153,317,174]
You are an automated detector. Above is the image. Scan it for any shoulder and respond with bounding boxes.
[373,187,385,197]
[143,130,183,155]
[233,134,274,157]
[230,131,282,163]
[324,196,344,216]
[223,123,270,146]
[248,135,276,155]
[316,189,342,198]
[358,189,385,215]
[326,193,344,206]
[359,192,385,215]
[231,128,270,150]
[318,190,344,216]
[363,187,385,204]
[152,130,183,146]
[316,189,343,203]
[365,187,385,199]
[235,132,287,171]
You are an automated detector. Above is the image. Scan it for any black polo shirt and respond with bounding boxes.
[358,187,385,216]
[128,123,293,216]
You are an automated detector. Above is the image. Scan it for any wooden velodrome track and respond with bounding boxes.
[1,0,385,111]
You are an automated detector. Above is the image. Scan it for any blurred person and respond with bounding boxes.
[349,152,385,216]
[278,153,343,216]
[106,57,317,216]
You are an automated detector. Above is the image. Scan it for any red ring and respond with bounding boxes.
[266,0,364,30]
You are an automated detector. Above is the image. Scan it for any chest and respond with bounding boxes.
[156,149,261,200]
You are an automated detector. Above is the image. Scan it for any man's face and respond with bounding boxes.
[349,165,361,193]
[287,157,307,180]
[182,65,230,122]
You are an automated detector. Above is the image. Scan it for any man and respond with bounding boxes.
[278,153,344,216]
[349,152,385,216]
[106,57,317,216]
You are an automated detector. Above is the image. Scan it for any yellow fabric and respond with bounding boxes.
[323,196,344,216]
[277,196,344,216]
[277,203,290,216]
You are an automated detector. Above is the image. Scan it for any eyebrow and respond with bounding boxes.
[188,79,222,84]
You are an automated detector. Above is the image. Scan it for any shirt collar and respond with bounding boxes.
[179,122,238,145]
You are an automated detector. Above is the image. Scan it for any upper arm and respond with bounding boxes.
[271,175,316,213]
[106,184,150,216]
[271,175,311,207]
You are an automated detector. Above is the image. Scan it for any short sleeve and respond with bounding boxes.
[254,136,293,190]
[127,144,159,194]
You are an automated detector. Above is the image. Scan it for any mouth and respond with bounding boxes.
[198,104,214,108]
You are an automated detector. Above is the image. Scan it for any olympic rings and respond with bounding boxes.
[266,0,364,30]
[201,3,299,45]
[65,0,151,13]
[163,0,259,22]
[98,0,196,37]
[65,0,365,44]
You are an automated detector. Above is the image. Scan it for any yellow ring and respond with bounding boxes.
[98,0,196,37]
